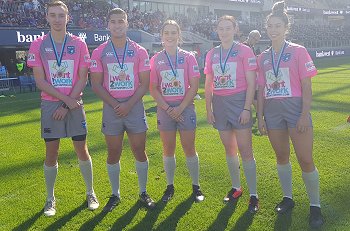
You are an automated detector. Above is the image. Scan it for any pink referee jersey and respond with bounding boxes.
[257,42,317,99]
[150,48,200,102]
[27,33,90,101]
[204,43,257,96]
[90,38,150,98]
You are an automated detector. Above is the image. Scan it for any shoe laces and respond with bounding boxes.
[87,194,98,203]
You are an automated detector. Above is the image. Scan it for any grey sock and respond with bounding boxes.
[79,158,94,194]
[44,163,58,201]
[277,163,293,199]
[107,162,120,197]
[302,168,321,207]
[186,154,199,186]
[136,160,149,193]
[226,155,241,189]
[163,156,176,185]
[242,159,257,197]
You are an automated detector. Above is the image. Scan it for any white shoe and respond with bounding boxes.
[87,193,99,210]
[194,94,201,100]
[44,198,56,217]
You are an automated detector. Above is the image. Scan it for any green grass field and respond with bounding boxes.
[0,57,349,231]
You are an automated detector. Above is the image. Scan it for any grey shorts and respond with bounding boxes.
[157,101,196,131]
[263,97,313,130]
[102,98,148,136]
[41,100,87,139]
[212,91,253,131]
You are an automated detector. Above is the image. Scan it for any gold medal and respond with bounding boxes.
[172,79,180,87]
[119,71,127,81]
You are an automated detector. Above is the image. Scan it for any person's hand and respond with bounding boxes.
[52,105,69,120]
[166,106,184,122]
[239,109,251,125]
[206,110,215,125]
[64,97,81,109]
[114,101,132,117]
[296,114,309,133]
[258,117,267,135]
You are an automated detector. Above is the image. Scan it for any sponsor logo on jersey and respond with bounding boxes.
[45,48,53,53]
[248,57,257,66]
[305,61,316,71]
[28,53,35,61]
[67,46,75,55]
[91,60,97,68]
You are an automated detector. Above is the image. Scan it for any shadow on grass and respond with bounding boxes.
[79,209,109,231]
[154,196,194,231]
[274,210,293,231]
[207,200,238,231]
[130,200,166,231]
[110,202,141,231]
[43,201,86,231]
[13,208,44,231]
[230,210,255,231]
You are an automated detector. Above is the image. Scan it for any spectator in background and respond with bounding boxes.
[0,61,8,78]
[243,30,261,56]
[7,58,17,77]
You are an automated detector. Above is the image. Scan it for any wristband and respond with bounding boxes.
[62,103,69,109]
[165,105,170,111]
[243,108,250,112]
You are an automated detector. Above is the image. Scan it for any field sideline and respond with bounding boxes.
[0,57,349,231]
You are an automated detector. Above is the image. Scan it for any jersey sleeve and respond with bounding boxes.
[187,53,200,78]
[203,49,214,75]
[242,46,257,72]
[79,40,91,68]
[149,55,158,84]
[90,47,104,73]
[256,54,266,87]
[27,39,42,68]
[138,47,151,73]
[298,47,317,80]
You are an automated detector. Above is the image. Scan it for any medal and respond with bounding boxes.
[271,41,287,78]
[220,76,227,84]
[220,41,237,75]
[50,32,68,70]
[119,71,127,81]
[165,47,178,79]
[57,71,63,77]
[111,40,128,74]
[172,79,180,87]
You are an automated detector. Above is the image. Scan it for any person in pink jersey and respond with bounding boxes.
[256,1,323,228]
[26,1,99,217]
[204,15,259,213]
[90,8,155,211]
[150,20,204,203]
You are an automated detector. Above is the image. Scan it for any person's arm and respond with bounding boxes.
[257,84,267,135]
[115,70,150,117]
[297,77,312,133]
[91,72,119,109]
[204,73,215,125]
[32,66,80,109]
[239,70,256,125]
[68,66,88,99]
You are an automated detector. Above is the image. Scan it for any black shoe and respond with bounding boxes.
[139,192,156,209]
[275,197,295,214]
[248,196,259,214]
[162,185,174,202]
[103,195,120,212]
[223,187,243,203]
[192,185,205,202]
[309,206,324,229]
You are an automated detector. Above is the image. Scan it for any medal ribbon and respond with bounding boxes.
[271,41,287,78]
[220,41,237,74]
[111,40,128,71]
[49,32,68,67]
[164,47,178,78]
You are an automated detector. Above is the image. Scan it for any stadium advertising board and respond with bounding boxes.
[228,0,263,5]
[0,29,141,47]
[309,48,349,59]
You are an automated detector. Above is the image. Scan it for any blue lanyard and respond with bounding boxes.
[220,42,237,74]
[271,41,287,78]
[110,40,128,70]
[49,32,67,67]
[164,47,178,78]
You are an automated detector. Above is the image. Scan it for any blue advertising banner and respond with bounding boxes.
[0,29,141,47]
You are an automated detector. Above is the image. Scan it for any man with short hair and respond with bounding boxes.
[27,0,99,217]
[243,30,261,56]
[0,61,8,78]
[90,8,155,212]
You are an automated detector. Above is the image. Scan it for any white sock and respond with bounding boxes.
[107,162,120,197]
[186,154,200,186]
[44,163,58,201]
[79,158,94,195]
[242,159,257,197]
[277,163,293,199]
[136,160,149,194]
[163,156,176,185]
[302,168,321,207]
[226,155,241,189]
